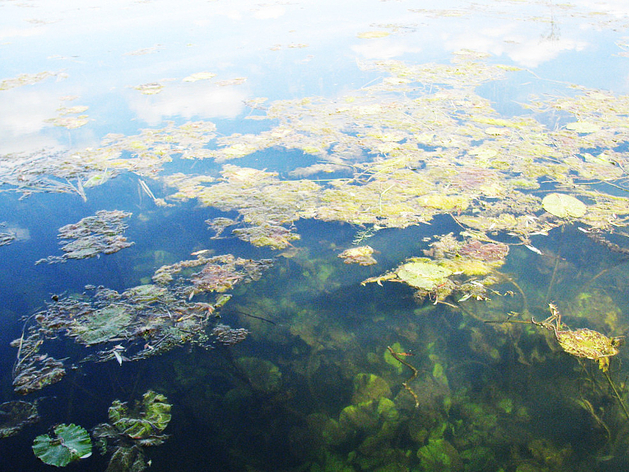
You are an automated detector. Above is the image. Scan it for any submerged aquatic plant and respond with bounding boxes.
[93,391,172,472]
[0,400,39,438]
[211,324,249,346]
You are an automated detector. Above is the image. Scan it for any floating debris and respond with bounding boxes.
[338,245,377,266]
[133,82,164,95]
[532,303,622,372]
[45,115,90,129]
[0,230,16,246]
[0,71,58,91]
[356,31,390,39]
[215,77,247,87]
[0,401,39,438]
[182,72,216,82]
[36,210,133,264]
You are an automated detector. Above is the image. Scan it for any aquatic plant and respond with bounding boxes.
[236,357,282,394]
[108,391,172,440]
[532,303,622,372]
[32,423,92,467]
[417,438,463,472]
[11,326,66,395]
[11,267,264,394]
[542,193,587,219]
[93,391,171,472]
[0,400,39,438]
[338,245,377,266]
[35,210,133,264]
[211,324,249,346]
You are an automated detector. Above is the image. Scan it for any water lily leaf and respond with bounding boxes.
[396,261,452,290]
[32,423,92,467]
[542,193,587,218]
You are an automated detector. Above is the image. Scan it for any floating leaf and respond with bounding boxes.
[71,305,132,345]
[32,423,92,467]
[542,193,587,218]
[396,261,452,290]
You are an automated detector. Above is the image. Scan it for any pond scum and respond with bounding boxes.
[3,52,629,471]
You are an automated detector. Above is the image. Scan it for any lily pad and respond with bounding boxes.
[396,261,452,290]
[32,423,92,467]
[542,193,587,218]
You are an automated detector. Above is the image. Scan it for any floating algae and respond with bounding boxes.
[36,210,133,264]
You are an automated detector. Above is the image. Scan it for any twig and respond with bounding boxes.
[603,369,629,422]
[387,346,419,408]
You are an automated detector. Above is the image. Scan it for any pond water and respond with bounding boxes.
[2,1,629,471]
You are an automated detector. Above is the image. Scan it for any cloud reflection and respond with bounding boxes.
[0,89,61,153]
[352,38,422,59]
[127,82,247,126]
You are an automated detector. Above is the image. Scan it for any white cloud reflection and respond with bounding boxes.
[352,38,422,59]
[127,82,247,126]
[0,89,60,153]
[444,26,588,68]
[1,0,628,155]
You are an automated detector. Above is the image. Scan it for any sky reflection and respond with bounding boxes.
[1,0,628,154]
